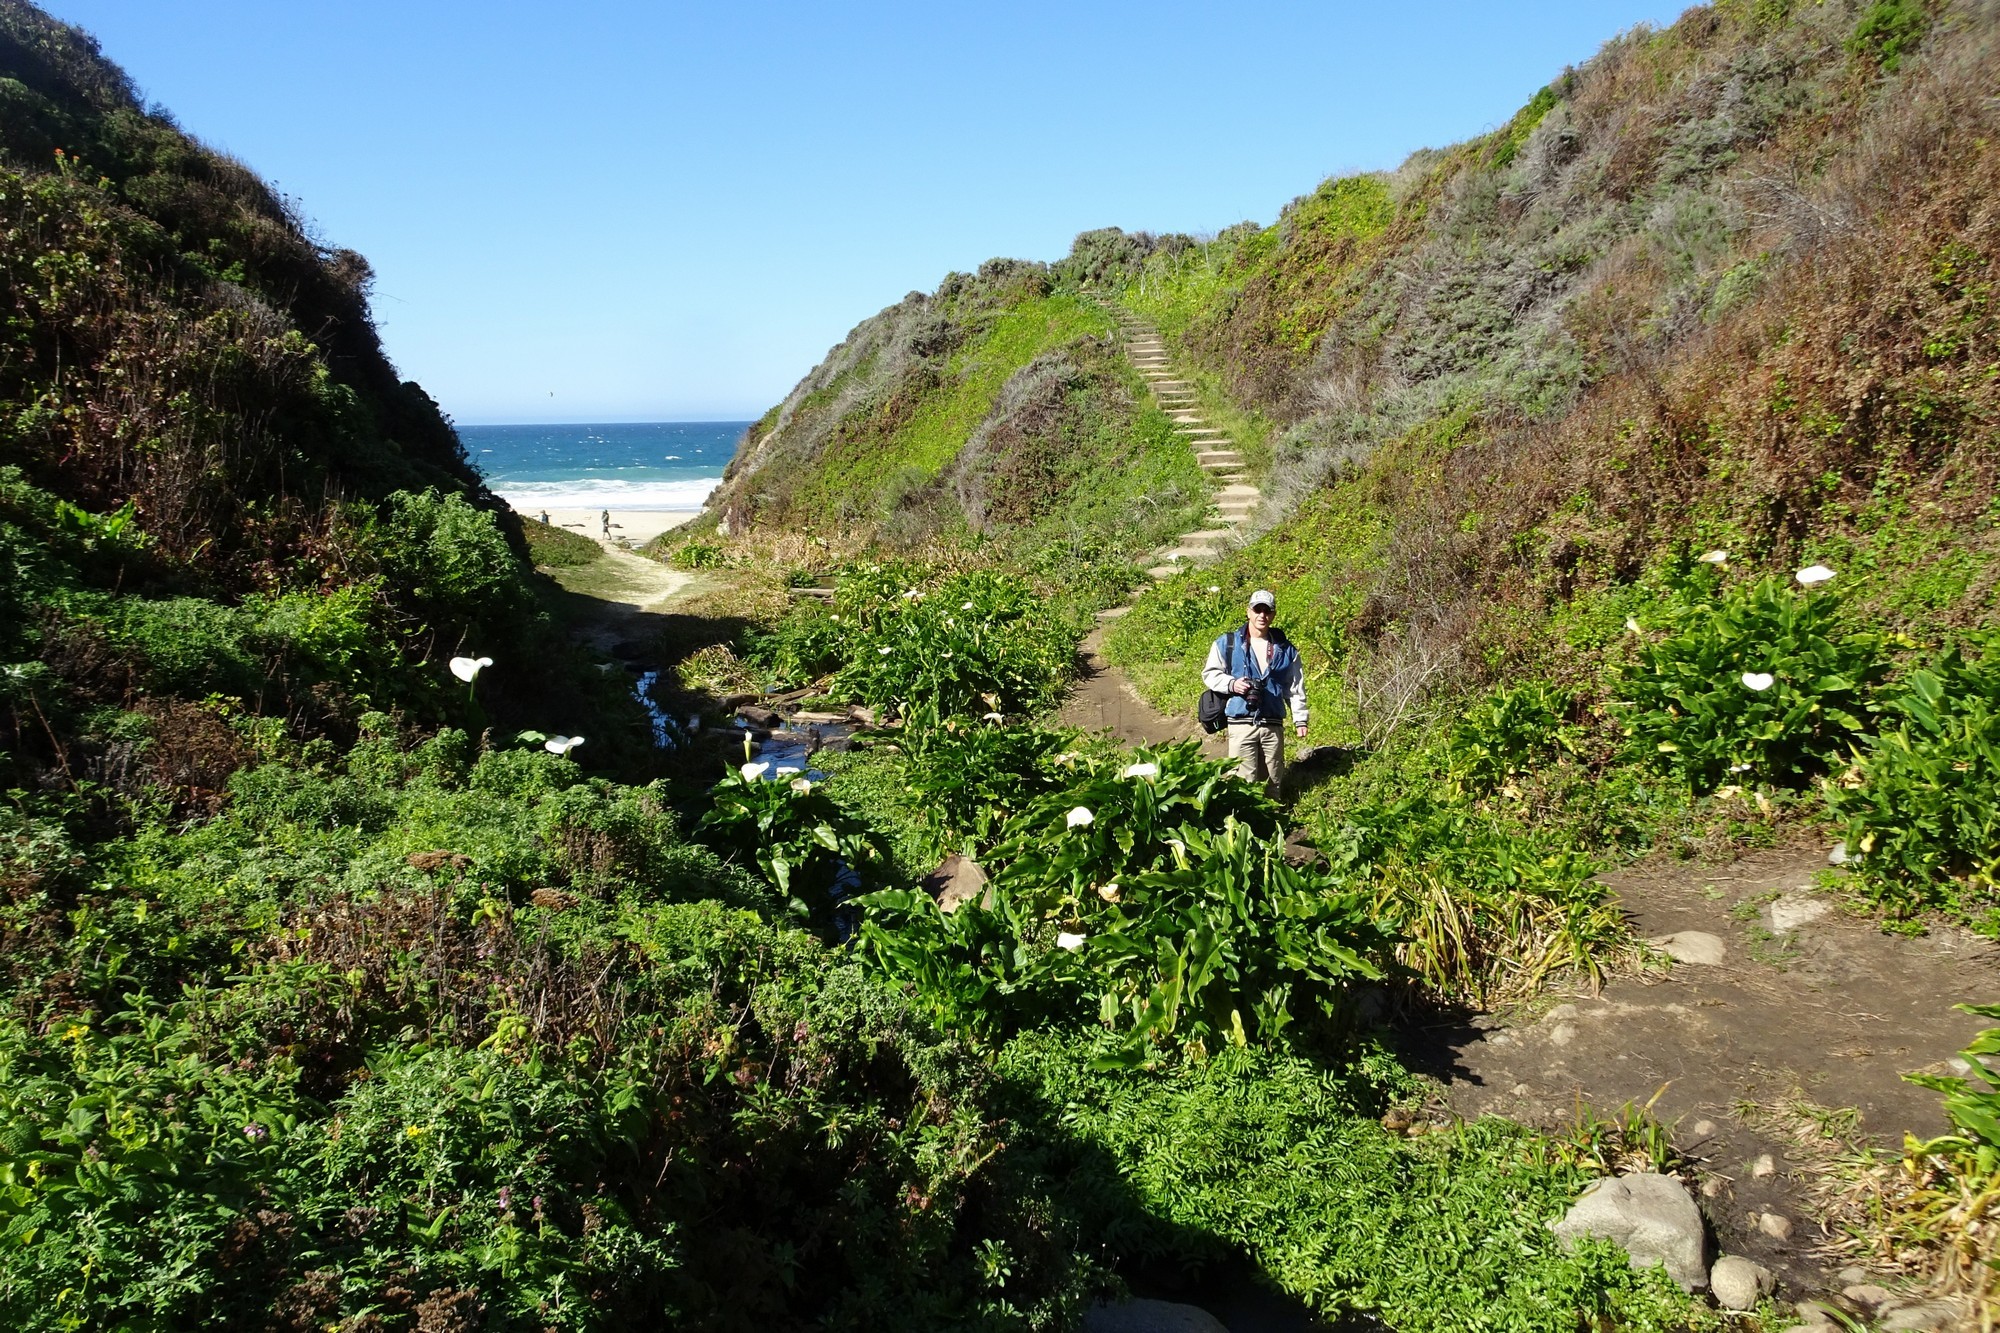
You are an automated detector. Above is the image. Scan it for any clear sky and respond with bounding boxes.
[41,1,1691,424]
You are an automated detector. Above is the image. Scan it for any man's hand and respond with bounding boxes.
[1231,677,1255,698]
[1295,725,1308,739]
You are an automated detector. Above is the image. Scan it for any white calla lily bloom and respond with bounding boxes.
[1625,617,1643,634]
[741,760,771,780]
[1056,932,1086,951]
[544,735,585,756]
[1698,550,1729,565]
[878,645,893,655]
[1795,564,1836,586]
[1066,807,1094,828]
[983,712,1005,723]
[1741,672,1776,692]
[1122,762,1160,780]
[449,655,493,684]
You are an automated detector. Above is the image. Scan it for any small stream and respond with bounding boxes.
[630,666,853,775]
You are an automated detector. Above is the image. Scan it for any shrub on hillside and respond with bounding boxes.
[1618,568,1885,792]
[1832,634,2000,932]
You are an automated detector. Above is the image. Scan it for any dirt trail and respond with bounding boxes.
[542,538,699,656]
[1418,844,1998,1294]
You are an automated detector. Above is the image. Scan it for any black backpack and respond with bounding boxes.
[1197,627,1245,734]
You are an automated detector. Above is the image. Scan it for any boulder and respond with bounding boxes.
[1769,894,1830,932]
[924,853,991,914]
[1881,1297,1968,1330]
[1081,1299,1228,1333]
[1649,931,1726,965]
[1551,1172,1708,1290]
[1710,1255,1773,1310]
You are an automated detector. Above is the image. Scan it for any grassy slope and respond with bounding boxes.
[1103,1,1999,826]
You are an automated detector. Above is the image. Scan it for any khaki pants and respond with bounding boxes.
[1226,720,1285,794]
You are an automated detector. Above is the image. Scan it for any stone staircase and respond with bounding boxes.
[1095,313,1261,623]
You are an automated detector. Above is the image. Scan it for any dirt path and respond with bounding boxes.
[542,539,700,656]
[1416,844,1998,1295]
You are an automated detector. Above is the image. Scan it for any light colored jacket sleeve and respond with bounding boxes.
[1201,637,1235,694]
[1281,654,1308,727]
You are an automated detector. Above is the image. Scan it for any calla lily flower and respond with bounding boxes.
[545,735,585,756]
[1122,762,1160,780]
[1096,882,1121,902]
[877,646,893,655]
[741,760,771,780]
[1795,564,1835,586]
[449,655,493,683]
[1625,617,1643,634]
[983,712,1005,723]
[1066,807,1094,828]
[1741,672,1775,692]
[1056,932,1086,951]
[1698,550,1729,565]
[962,601,975,610]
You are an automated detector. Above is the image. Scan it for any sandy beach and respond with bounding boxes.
[521,505,701,548]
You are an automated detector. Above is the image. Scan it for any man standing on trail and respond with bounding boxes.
[1201,589,1307,795]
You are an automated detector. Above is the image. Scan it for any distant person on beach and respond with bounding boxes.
[1201,589,1307,795]
[539,510,549,525]
[600,509,610,537]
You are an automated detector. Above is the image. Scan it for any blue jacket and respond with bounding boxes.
[1200,625,1308,725]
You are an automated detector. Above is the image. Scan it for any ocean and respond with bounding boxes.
[460,421,748,511]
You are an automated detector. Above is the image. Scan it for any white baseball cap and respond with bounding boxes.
[1248,589,1276,611]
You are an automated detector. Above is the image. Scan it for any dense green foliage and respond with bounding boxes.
[858,743,1390,1065]
[1619,568,1886,791]
[747,564,1076,720]
[12,0,2000,1324]
[1834,635,2000,930]
[998,1037,1725,1333]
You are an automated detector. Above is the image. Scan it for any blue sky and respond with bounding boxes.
[43,1,1690,424]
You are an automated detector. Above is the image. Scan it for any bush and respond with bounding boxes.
[667,539,727,570]
[520,516,602,568]
[830,568,1072,719]
[1449,681,1575,793]
[1848,0,1928,72]
[1833,635,2000,931]
[858,743,1390,1064]
[746,564,1074,720]
[696,759,888,932]
[374,489,526,632]
[1618,570,1885,792]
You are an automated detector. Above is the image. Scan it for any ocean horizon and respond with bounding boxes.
[462,420,748,511]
